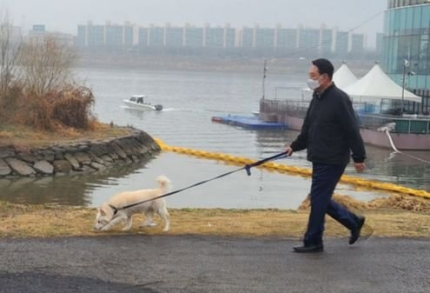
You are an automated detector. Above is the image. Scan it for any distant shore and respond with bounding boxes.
[76,54,377,77]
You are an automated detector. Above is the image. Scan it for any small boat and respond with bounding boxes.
[123,95,163,111]
[252,111,260,117]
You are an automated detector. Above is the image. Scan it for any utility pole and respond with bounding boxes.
[262,59,267,100]
[401,59,409,115]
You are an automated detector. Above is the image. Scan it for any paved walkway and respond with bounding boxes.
[0,235,429,293]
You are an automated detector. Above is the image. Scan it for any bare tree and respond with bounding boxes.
[0,11,21,97]
[19,35,77,96]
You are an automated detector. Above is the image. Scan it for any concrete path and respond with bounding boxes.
[0,235,429,293]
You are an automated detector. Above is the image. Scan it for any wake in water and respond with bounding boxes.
[122,105,249,115]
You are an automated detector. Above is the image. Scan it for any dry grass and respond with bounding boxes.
[0,194,429,239]
[0,122,131,148]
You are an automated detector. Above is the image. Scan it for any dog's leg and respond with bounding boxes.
[101,215,125,231]
[158,207,170,232]
[140,209,157,227]
[122,215,133,231]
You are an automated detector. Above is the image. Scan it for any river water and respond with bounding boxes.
[0,67,429,209]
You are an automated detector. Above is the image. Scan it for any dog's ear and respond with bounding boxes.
[100,208,106,216]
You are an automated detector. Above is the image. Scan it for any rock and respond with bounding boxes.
[151,144,159,151]
[37,150,55,162]
[0,159,12,176]
[17,153,38,164]
[139,146,150,155]
[77,144,90,152]
[117,139,134,156]
[53,160,72,173]
[89,153,105,165]
[101,155,113,163]
[109,142,127,159]
[89,144,110,157]
[5,158,35,176]
[131,155,139,162]
[54,150,64,160]
[74,152,92,165]
[0,149,15,159]
[90,162,106,171]
[51,147,64,160]
[64,153,81,170]
[81,165,96,174]
[33,161,54,175]
[128,139,143,156]
[0,129,159,178]
[61,146,79,153]
[109,150,119,160]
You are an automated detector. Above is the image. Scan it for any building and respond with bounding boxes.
[350,33,365,54]
[224,25,236,48]
[240,27,254,48]
[75,22,374,59]
[276,26,297,50]
[138,27,148,47]
[254,27,275,49]
[124,23,134,47]
[148,25,165,47]
[165,24,184,47]
[31,24,46,35]
[298,26,320,55]
[320,27,334,55]
[382,0,430,111]
[105,23,124,48]
[86,23,105,48]
[184,24,203,47]
[204,25,223,47]
[335,30,349,57]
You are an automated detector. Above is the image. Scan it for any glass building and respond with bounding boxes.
[382,0,430,112]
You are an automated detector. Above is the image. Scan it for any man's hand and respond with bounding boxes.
[286,146,293,156]
[354,162,366,173]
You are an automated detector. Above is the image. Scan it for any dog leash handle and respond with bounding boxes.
[245,152,288,176]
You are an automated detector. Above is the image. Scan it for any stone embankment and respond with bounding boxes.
[0,129,160,178]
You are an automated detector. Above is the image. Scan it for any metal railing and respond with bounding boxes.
[358,113,430,134]
[260,99,430,134]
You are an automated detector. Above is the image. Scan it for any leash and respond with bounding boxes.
[109,151,288,215]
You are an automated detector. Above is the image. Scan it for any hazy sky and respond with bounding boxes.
[1,0,386,44]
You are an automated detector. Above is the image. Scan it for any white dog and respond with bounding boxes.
[94,175,171,232]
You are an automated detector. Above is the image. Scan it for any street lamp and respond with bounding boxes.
[262,59,267,100]
[401,59,410,115]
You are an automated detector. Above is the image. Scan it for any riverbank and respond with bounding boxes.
[0,123,160,178]
[76,55,376,76]
[1,194,429,238]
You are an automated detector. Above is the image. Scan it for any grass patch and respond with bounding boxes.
[0,122,132,149]
[0,194,429,239]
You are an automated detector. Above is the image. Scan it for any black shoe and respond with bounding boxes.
[349,216,366,245]
[293,244,324,253]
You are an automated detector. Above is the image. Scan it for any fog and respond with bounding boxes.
[1,0,385,45]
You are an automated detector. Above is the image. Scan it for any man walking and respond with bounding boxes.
[286,58,366,253]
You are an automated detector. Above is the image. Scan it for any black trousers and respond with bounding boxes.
[304,163,360,246]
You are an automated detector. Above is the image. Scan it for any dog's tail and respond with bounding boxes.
[156,175,171,191]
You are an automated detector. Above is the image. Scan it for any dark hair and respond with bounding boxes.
[312,58,334,80]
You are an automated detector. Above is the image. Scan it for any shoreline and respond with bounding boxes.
[76,55,376,76]
[1,194,429,239]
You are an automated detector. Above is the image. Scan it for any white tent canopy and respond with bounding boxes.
[344,63,422,103]
[333,62,358,90]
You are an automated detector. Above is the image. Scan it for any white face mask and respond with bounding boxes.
[307,78,320,90]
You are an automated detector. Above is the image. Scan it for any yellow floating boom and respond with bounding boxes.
[154,138,430,200]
